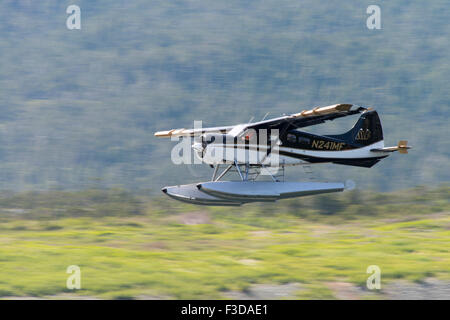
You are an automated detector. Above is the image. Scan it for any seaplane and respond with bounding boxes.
[154,104,410,206]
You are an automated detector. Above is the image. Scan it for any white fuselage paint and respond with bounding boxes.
[195,141,386,167]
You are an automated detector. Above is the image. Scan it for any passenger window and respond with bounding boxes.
[287,134,297,143]
[298,136,310,144]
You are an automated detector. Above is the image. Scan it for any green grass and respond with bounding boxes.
[0,186,449,299]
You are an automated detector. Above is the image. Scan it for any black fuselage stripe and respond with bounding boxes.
[278,150,388,162]
[215,144,385,159]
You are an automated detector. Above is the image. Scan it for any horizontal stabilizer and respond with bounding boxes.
[371,140,411,154]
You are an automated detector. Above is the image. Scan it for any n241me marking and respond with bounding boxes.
[311,140,345,151]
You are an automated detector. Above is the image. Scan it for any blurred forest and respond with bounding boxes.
[0,185,448,222]
[0,0,449,192]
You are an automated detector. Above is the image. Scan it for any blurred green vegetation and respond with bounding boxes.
[0,1,449,192]
[0,185,448,299]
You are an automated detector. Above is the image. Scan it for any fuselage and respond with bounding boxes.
[194,110,389,168]
[194,134,388,168]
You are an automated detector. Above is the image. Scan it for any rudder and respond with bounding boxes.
[329,110,384,146]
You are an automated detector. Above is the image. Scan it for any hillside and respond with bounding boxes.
[0,0,449,192]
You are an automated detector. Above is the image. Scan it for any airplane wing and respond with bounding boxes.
[233,104,367,137]
[154,125,234,138]
[154,104,367,138]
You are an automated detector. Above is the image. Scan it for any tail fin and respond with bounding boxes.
[328,110,384,146]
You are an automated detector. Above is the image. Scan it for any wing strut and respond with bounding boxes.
[214,164,233,182]
[211,165,220,181]
[234,161,245,181]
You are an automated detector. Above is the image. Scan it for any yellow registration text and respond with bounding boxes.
[311,140,345,151]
